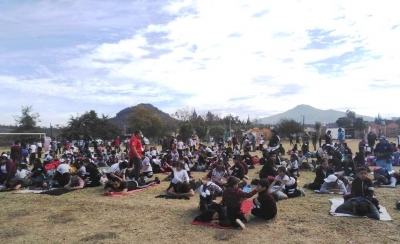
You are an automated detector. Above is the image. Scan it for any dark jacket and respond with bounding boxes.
[259,162,277,179]
[252,190,277,219]
[314,166,335,185]
[0,160,17,182]
[222,187,257,208]
[374,142,393,161]
[325,133,332,145]
[367,133,377,146]
[230,162,245,180]
[350,177,374,198]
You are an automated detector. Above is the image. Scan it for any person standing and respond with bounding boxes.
[129,130,143,181]
[367,131,377,150]
[325,130,332,145]
[374,136,394,172]
[311,133,317,152]
[177,139,184,157]
[114,136,121,153]
[29,142,37,165]
[37,140,43,159]
[10,140,22,167]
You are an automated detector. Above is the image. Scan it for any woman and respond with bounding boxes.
[0,154,17,184]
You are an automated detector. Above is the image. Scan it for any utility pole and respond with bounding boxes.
[50,123,53,138]
[301,115,305,131]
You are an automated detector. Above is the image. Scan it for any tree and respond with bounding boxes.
[194,116,207,140]
[336,117,353,127]
[171,107,194,122]
[179,121,194,142]
[345,110,356,120]
[127,106,163,138]
[60,110,120,141]
[13,105,41,132]
[353,117,368,139]
[275,118,303,138]
[209,125,226,139]
[252,117,261,128]
[374,113,382,124]
[315,121,322,137]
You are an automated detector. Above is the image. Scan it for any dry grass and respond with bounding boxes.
[1,139,400,244]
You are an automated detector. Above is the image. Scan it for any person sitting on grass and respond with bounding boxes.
[106,161,128,182]
[318,174,347,194]
[251,179,277,221]
[259,151,278,183]
[0,153,17,185]
[139,154,153,179]
[268,167,305,200]
[166,162,194,197]
[335,197,380,220]
[103,177,161,196]
[199,180,223,213]
[82,159,101,187]
[230,156,246,181]
[304,159,335,190]
[287,154,299,177]
[242,151,254,169]
[204,159,229,187]
[344,167,379,210]
[222,176,258,229]
[28,158,47,181]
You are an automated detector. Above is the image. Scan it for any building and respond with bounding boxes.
[369,122,399,138]
[243,128,273,140]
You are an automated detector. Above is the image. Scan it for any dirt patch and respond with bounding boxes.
[80,232,118,242]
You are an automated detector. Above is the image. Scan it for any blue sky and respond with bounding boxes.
[0,0,399,126]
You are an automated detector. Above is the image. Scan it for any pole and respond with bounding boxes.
[50,123,53,138]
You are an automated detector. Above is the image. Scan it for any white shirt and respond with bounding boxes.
[259,139,264,144]
[275,174,296,187]
[171,152,179,161]
[171,169,189,184]
[1,164,7,174]
[56,164,71,174]
[30,144,37,153]
[37,142,42,147]
[141,157,152,172]
[205,147,212,153]
[150,150,157,156]
[189,139,194,146]
[177,141,184,150]
[19,169,31,178]
[106,162,126,175]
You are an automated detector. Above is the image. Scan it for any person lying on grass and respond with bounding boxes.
[335,197,380,220]
[344,167,380,210]
[193,208,231,227]
[251,179,277,221]
[268,167,305,200]
[318,174,347,194]
[166,162,195,197]
[103,177,161,196]
[222,176,257,229]
[0,177,34,191]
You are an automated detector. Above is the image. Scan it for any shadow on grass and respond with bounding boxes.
[7,209,30,219]
[80,232,118,242]
[48,212,75,224]
[213,230,237,241]
[1,228,26,239]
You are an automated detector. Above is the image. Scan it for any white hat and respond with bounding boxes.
[324,174,338,183]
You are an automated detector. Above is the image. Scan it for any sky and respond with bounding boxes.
[1,0,399,127]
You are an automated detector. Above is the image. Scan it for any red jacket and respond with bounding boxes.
[1,160,17,182]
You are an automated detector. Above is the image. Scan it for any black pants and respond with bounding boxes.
[226,207,246,227]
[130,157,141,181]
[37,147,42,159]
[86,176,101,187]
[54,172,71,187]
[259,144,263,151]
[178,149,183,157]
[251,208,276,220]
[308,181,323,190]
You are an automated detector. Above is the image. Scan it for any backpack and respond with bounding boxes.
[373,167,388,180]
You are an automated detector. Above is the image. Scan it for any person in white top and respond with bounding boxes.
[259,136,265,152]
[166,162,194,197]
[177,139,184,157]
[140,155,153,178]
[268,166,304,199]
[51,160,72,187]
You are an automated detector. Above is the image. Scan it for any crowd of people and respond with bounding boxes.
[1,128,400,227]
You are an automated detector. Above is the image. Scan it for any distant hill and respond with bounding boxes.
[108,103,178,131]
[259,104,374,125]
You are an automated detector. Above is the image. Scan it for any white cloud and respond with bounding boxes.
[0,0,400,126]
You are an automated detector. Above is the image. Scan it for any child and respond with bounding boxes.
[230,156,246,181]
[204,160,229,187]
[335,197,380,220]
[193,208,230,227]
[104,177,160,196]
[287,154,299,177]
[319,174,347,194]
[251,179,277,221]
[304,159,335,190]
[166,162,194,197]
[222,176,257,229]
[344,167,379,210]
[198,181,223,213]
[259,151,278,182]
[268,167,305,199]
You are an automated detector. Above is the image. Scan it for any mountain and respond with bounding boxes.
[259,104,375,125]
[108,103,178,130]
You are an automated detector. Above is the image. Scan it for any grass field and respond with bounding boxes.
[0,139,399,244]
